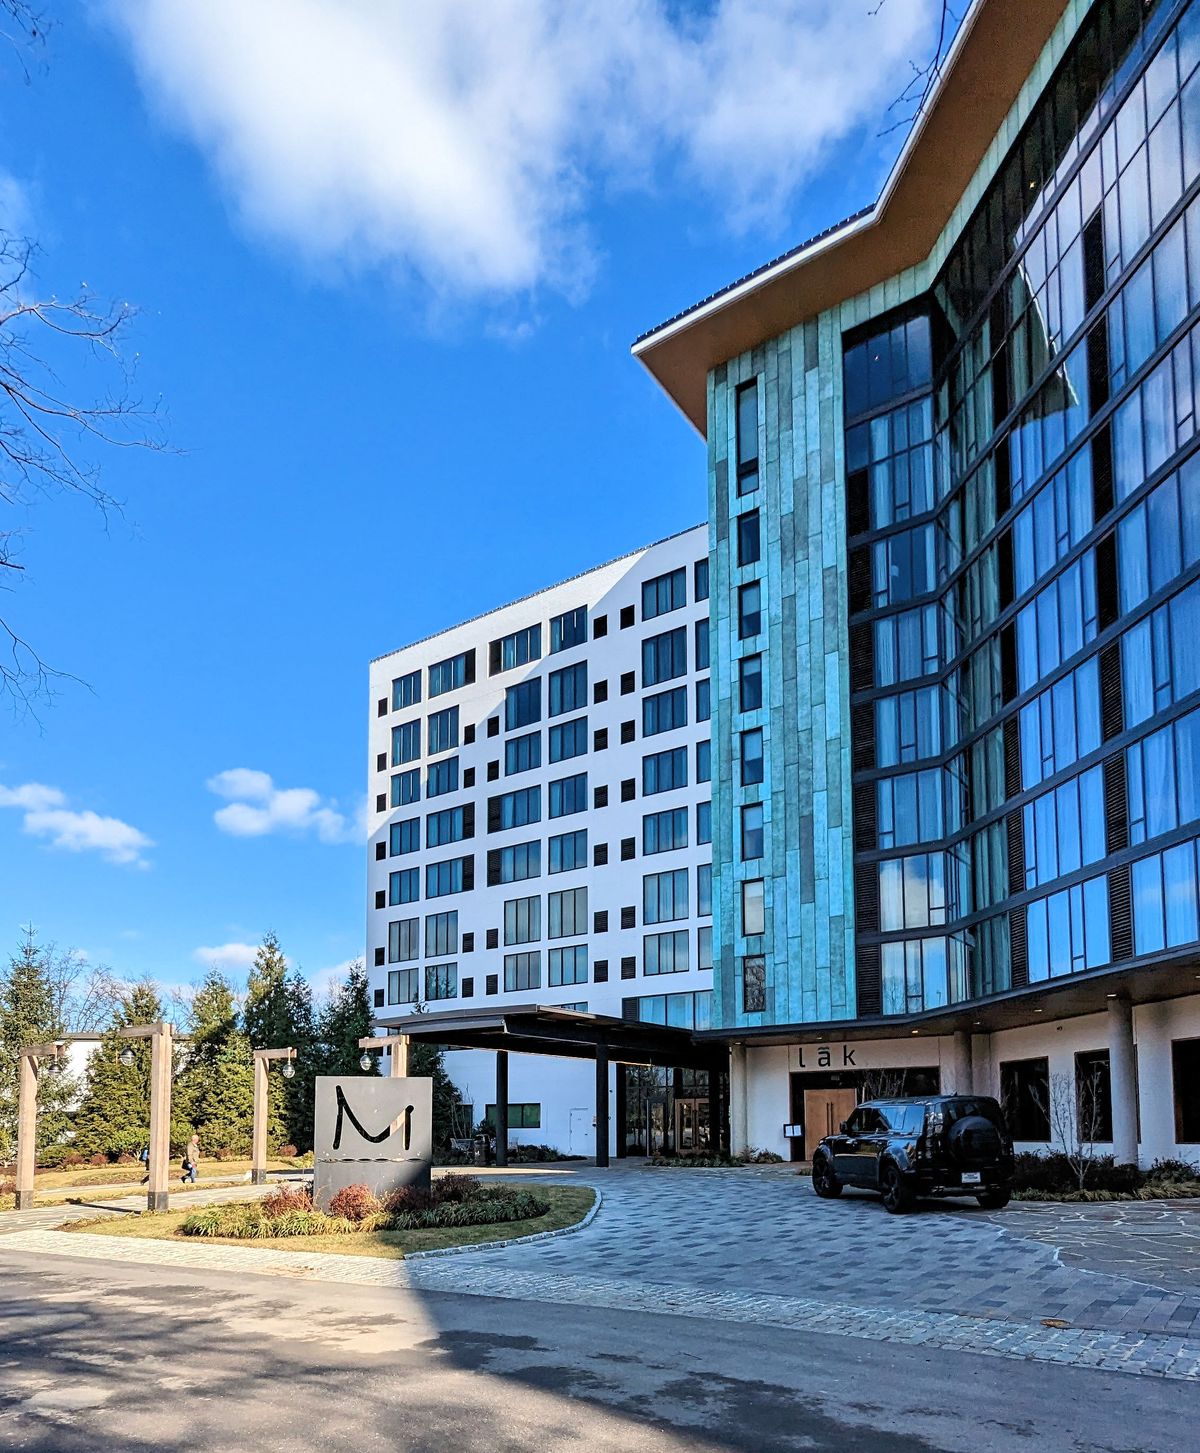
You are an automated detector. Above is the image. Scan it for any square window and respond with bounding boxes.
[621,906,636,929]
[737,510,761,567]
[594,959,609,983]
[376,752,387,773]
[461,976,475,998]
[594,785,609,808]
[739,581,762,639]
[463,767,476,788]
[375,793,386,813]
[620,605,635,629]
[462,932,475,952]
[593,681,608,703]
[594,910,609,932]
[593,614,608,638]
[740,728,764,786]
[594,843,609,866]
[374,890,386,909]
[621,837,635,861]
[486,928,499,950]
[464,724,476,745]
[620,956,636,979]
[373,987,385,1009]
[373,947,385,966]
[742,878,766,936]
[594,728,609,751]
[488,716,500,737]
[486,973,499,995]
[375,842,386,861]
[377,698,387,717]
[620,719,636,743]
[620,672,635,695]
[741,803,764,860]
[487,761,500,782]
[621,778,636,802]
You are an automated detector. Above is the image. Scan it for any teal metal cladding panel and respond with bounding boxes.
[709,319,855,1030]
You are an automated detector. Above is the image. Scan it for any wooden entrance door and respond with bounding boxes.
[803,1087,858,1159]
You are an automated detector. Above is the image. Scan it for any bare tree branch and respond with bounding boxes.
[875,0,961,137]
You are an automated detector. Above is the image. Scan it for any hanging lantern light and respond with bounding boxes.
[281,1059,296,1080]
[359,1052,373,1072]
[118,1047,135,1067]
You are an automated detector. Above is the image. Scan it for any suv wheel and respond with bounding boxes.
[811,1154,843,1199]
[975,1188,1011,1210]
[880,1162,913,1215]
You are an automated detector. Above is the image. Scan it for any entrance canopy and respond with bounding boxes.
[371,1004,725,1166]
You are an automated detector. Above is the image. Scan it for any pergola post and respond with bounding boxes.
[494,1050,509,1167]
[595,1045,610,1168]
[251,1047,295,1184]
[14,1041,65,1210]
[118,1022,175,1213]
[359,1032,409,1077]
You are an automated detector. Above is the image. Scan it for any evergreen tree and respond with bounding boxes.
[190,1031,283,1156]
[240,934,318,1150]
[314,960,372,1077]
[242,932,290,1048]
[174,970,238,1131]
[72,982,180,1158]
[0,927,76,1159]
[281,969,317,1150]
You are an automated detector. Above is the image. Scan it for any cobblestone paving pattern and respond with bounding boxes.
[995,1200,1200,1289]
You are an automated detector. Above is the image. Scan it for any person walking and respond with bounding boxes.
[181,1133,200,1185]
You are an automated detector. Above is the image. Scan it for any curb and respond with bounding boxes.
[404,1187,602,1260]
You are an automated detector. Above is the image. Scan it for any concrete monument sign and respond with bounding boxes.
[313,1075,433,1211]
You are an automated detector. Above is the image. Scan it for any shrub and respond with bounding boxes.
[651,1154,748,1168]
[36,1144,69,1169]
[87,1153,109,1169]
[328,1184,383,1224]
[62,1151,86,1169]
[261,1185,313,1217]
[509,1143,578,1163]
[744,1148,785,1164]
[212,1147,237,1162]
[181,1202,358,1240]
[1149,1157,1200,1182]
[115,1153,137,1167]
[277,1144,298,1159]
[103,1129,148,1162]
[387,1190,550,1231]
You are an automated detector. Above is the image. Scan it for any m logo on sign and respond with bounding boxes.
[331,1084,414,1152]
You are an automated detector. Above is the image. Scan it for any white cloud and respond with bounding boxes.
[105,0,935,300]
[192,941,266,972]
[0,781,153,866]
[0,169,31,234]
[206,767,357,844]
[307,956,360,1002]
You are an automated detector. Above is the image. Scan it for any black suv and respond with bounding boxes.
[811,1095,1014,1213]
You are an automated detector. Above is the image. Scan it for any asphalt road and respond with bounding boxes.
[1,1249,1197,1452]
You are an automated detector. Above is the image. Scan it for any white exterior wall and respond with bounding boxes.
[366,524,711,1152]
[741,993,1200,1169]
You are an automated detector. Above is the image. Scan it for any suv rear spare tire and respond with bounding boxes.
[947,1114,1002,1163]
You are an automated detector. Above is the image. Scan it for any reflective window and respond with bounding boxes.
[642,568,687,620]
[550,607,587,653]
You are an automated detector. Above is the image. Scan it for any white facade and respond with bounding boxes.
[366,524,713,1153]
[734,995,1200,1170]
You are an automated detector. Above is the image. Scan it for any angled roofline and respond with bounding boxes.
[632,0,1072,435]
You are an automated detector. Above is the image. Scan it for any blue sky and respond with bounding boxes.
[0,0,943,1000]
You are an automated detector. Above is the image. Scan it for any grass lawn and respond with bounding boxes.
[61,1184,596,1258]
[17,1158,301,1192]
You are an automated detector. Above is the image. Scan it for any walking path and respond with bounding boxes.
[5,1164,1200,1380]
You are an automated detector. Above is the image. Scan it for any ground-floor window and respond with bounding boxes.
[1074,1049,1113,1142]
[1173,1039,1200,1143]
[485,1102,541,1130]
[1000,1057,1050,1141]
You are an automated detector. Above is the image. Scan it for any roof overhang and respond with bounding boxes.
[372,1003,722,1071]
[632,0,1071,435]
[696,952,1200,1049]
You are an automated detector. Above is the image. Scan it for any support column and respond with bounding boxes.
[251,1055,269,1185]
[1108,997,1139,1167]
[729,1043,749,1157]
[390,1034,409,1077]
[147,1024,172,1212]
[950,1030,973,1095]
[15,1052,38,1211]
[709,1062,726,1155]
[595,1046,610,1168]
[614,1066,627,1159]
[494,1050,509,1168]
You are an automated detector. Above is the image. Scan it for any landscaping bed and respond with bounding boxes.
[650,1150,784,1168]
[1010,1153,1200,1203]
[62,1179,595,1258]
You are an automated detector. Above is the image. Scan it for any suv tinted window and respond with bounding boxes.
[944,1097,1005,1129]
[885,1102,925,1135]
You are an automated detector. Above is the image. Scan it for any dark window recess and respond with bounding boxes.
[994,436,1011,517]
[851,704,875,773]
[1096,532,1119,631]
[1099,643,1124,741]
[854,862,879,934]
[375,842,386,861]
[620,778,635,803]
[487,761,500,782]
[461,976,475,998]
[1006,811,1025,896]
[847,468,870,537]
[1092,424,1114,521]
[855,944,881,1018]
[1103,753,1129,855]
[849,623,874,693]
[376,752,387,773]
[1082,208,1105,311]
[594,911,609,933]
[464,724,476,745]
[487,717,500,738]
[594,785,609,809]
[462,933,475,953]
[463,767,476,789]
[373,988,385,1009]
[376,793,386,813]
[620,906,636,930]
[485,974,499,996]
[620,956,636,980]
[991,337,1009,421]
[1003,715,1022,798]
[852,786,877,853]
[594,728,609,751]
[486,928,499,950]
[593,615,608,639]
[374,890,386,910]
[1009,907,1029,989]
[373,947,385,967]
[593,681,608,704]
[620,606,635,629]
[961,750,975,827]
[377,698,387,718]
[848,547,871,615]
[1109,863,1133,961]
[620,837,635,861]
[999,623,1017,703]
[997,530,1015,611]
[1000,1058,1050,1141]
[594,843,609,866]
[1172,1040,1200,1143]
[620,720,636,743]
[594,960,609,983]
[1086,314,1110,414]
[1075,1049,1113,1142]
[487,798,502,833]
[620,672,635,695]
[621,998,637,1021]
